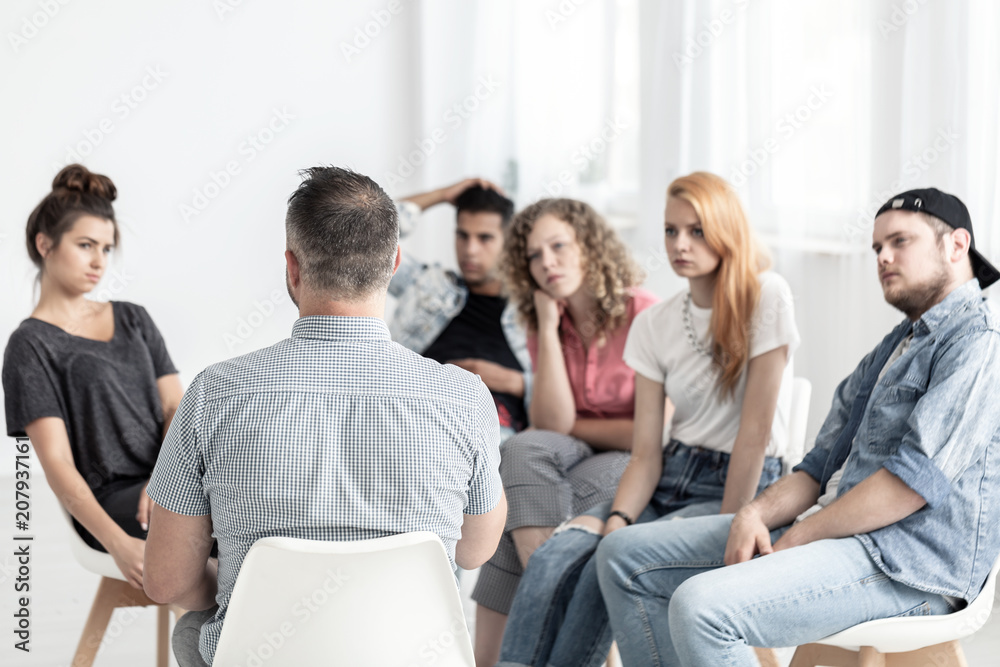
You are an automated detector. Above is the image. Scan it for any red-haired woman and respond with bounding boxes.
[496,172,800,666]
[3,164,182,589]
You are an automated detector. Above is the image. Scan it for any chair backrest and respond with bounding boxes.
[212,531,475,667]
[784,377,813,473]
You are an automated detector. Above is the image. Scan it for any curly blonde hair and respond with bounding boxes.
[501,198,644,337]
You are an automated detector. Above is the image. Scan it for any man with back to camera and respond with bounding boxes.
[390,179,531,439]
[140,166,507,667]
[593,188,1000,666]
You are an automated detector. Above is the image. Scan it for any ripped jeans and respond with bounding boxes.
[497,441,782,667]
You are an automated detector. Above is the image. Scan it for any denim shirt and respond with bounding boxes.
[387,201,534,413]
[794,280,1000,603]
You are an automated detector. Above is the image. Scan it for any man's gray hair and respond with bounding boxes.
[285,166,398,300]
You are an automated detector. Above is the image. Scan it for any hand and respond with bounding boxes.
[449,358,523,396]
[440,178,504,205]
[109,534,146,589]
[724,505,773,566]
[533,290,564,332]
[136,479,154,531]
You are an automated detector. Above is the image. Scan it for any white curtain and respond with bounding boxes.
[409,0,999,440]
[638,0,1000,441]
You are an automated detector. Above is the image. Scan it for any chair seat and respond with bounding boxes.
[69,538,129,580]
[814,607,974,654]
[814,565,999,654]
[62,509,129,581]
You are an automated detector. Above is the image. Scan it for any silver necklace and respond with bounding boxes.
[683,293,712,357]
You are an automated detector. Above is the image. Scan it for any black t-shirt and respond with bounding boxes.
[422,293,527,432]
[3,301,177,500]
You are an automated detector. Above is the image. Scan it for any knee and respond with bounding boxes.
[564,515,604,534]
[594,528,632,592]
[668,578,703,628]
[668,576,733,643]
[528,525,600,574]
[499,433,555,472]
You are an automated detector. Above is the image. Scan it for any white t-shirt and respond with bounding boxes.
[622,271,800,458]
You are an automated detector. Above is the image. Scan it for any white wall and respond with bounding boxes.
[0,0,440,411]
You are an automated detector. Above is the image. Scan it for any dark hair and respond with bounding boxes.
[285,166,398,299]
[455,185,515,228]
[26,164,118,270]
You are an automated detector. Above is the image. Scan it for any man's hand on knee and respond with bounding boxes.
[724,506,773,565]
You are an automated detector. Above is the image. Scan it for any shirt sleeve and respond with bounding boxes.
[133,304,178,378]
[882,328,1000,508]
[623,306,665,383]
[793,345,878,491]
[3,331,65,437]
[464,382,503,515]
[749,273,800,360]
[146,373,210,515]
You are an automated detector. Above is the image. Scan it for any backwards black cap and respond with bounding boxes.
[876,188,999,289]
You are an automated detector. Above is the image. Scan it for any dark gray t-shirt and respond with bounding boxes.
[3,301,177,500]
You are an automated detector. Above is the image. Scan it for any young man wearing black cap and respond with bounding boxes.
[587,188,1000,666]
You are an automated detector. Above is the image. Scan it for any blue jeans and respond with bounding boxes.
[595,514,954,667]
[497,442,782,667]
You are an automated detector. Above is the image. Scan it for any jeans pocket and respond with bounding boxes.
[889,601,933,618]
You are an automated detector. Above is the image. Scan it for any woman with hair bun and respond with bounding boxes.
[471,198,658,665]
[496,172,800,667]
[2,164,182,589]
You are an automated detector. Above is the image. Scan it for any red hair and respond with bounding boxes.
[668,172,770,395]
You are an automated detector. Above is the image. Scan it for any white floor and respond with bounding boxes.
[2,474,999,666]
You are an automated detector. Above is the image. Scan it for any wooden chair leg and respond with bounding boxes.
[72,577,127,667]
[754,646,780,667]
[71,576,169,667]
[790,638,968,667]
[884,640,968,666]
[789,643,860,667]
[157,605,171,667]
[859,646,886,667]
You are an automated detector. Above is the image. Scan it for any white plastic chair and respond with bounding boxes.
[56,504,179,666]
[788,550,1000,666]
[212,531,475,667]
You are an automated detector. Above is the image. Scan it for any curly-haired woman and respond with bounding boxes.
[471,198,658,665]
[495,172,800,667]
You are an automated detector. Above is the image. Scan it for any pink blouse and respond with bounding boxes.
[527,289,659,420]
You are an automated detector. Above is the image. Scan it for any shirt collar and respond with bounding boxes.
[291,316,391,342]
[914,279,983,336]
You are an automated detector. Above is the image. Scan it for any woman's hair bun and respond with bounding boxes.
[53,164,117,202]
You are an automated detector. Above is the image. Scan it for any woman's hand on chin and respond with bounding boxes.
[533,289,564,332]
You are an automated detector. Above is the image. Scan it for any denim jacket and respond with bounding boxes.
[794,280,1000,603]
[387,201,534,413]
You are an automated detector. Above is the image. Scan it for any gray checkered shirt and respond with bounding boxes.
[147,316,502,664]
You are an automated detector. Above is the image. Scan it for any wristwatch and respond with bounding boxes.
[608,509,634,526]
